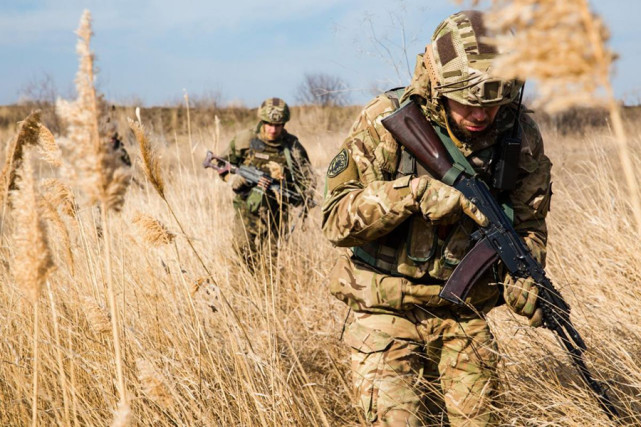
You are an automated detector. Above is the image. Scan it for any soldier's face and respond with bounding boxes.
[445,98,500,136]
[263,123,284,141]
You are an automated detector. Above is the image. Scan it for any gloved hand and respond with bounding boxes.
[266,161,285,180]
[411,176,488,226]
[503,274,543,327]
[227,174,249,191]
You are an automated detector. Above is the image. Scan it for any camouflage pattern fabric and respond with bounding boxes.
[346,307,498,426]
[232,196,285,268]
[322,39,552,423]
[257,97,290,124]
[322,62,552,312]
[427,10,521,107]
[221,122,314,268]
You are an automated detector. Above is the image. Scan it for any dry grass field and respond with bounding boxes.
[2,5,641,425]
[1,99,640,426]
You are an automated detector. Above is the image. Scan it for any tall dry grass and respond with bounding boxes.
[1,6,641,427]
[2,98,641,425]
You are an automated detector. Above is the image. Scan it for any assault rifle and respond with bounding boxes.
[203,150,305,207]
[381,101,619,420]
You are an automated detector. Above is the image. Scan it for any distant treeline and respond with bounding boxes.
[1,102,638,139]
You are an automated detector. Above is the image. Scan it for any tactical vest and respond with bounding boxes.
[239,134,302,214]
[243,136,296,181]
[352,89,519,283]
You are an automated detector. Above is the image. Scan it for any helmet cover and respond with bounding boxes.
[427,10,521,107]
[257,97,290,124]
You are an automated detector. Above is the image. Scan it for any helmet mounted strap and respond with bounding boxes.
[423,44,441,100]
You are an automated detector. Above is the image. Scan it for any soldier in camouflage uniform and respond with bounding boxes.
[220,98,315,268]
[322,11,552,426]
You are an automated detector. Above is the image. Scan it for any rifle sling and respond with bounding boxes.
[432,120,515,222]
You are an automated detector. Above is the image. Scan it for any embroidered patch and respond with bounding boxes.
[327,149,349,178]
[255,153,270,160]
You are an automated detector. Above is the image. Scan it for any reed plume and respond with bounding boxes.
[111,400,131,427]
[39,196,75,277]
[128,117,255,352]
[484,0,641,234]
[132,212,175,246]
[35,123,62,167]
[56,9,129,409]
[127,119,164,197]
[55,9,130,212]
[0,112,57,215]
[11,151,55,302]
[40,178,78,218]
[81,296,112,335]
[10,150,55,427]
[135,358,173,408]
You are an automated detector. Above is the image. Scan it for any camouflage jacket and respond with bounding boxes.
[322,93,552,315]
[222,122,315,214]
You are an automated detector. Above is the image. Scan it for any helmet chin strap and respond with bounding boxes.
[440,107,466,149]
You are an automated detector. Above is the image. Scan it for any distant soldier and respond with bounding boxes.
[219,97,315,268]
[322,10,552,426]
[100,104,131,167]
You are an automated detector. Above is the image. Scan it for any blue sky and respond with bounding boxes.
[0,0,639,107]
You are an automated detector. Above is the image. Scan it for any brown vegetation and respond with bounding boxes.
[1,4,641,427]
[1,89,641,425]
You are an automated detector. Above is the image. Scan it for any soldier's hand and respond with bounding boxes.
[411,177,488,226]
[228,174,249,191]
[503,274,543,327]
[266,161,285,181]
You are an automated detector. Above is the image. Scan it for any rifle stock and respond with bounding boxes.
[379,102,452,180]
[381,101,620,420]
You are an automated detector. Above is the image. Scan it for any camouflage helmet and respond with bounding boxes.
[425,10,522,107]
[257,97,290,124]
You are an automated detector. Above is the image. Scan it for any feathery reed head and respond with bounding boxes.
[132,212,175,246]
[128,118,165,197]
[483,0,616,113]
[135,358,172,408]
[11,151,55,302]
[81,296,111,335]
[56,9,131,212]
[0,111,48,207]
[38,195,75,277]
[40,178,78,218]
[35,123,62,167]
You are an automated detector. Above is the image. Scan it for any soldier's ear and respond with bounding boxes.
[326,147,359,193]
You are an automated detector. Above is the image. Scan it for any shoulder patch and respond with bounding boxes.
[327,149,349,178]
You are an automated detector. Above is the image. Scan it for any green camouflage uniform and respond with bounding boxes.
[222,122,314,266]
[322,11,552,426]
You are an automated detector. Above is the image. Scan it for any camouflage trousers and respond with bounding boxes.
[232,200,288,270]
[345,307,498,426]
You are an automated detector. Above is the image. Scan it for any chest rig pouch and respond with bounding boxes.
[350,89,435,281]
[243,137,295,214]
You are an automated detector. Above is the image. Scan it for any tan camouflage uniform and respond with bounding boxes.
[322,11,552,426]
[221,113,314,267]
